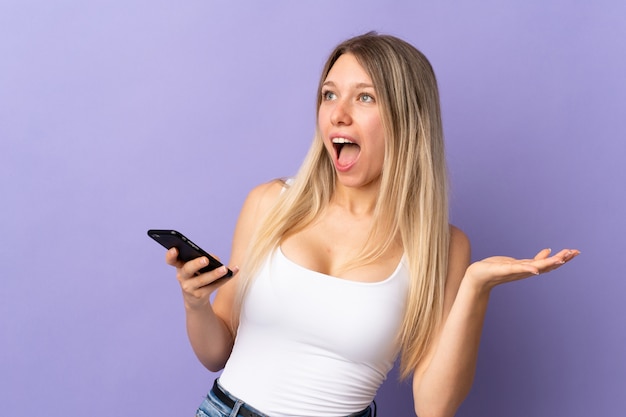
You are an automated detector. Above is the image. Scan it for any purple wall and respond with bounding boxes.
[1,1,624,416]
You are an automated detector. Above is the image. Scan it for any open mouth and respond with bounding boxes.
[332,137,361,167]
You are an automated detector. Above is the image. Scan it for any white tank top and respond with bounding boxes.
[219,247,410,417]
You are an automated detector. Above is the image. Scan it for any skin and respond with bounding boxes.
[165,53,580,417]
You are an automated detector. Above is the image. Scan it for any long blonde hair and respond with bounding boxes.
[234,32,449,379]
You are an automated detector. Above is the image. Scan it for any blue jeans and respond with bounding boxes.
[195,379,374,417]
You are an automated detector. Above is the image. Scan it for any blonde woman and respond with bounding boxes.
[166,32,579,417]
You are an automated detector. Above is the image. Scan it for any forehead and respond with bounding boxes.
[324,53,373,85]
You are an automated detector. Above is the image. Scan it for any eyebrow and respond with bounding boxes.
[322,81,375,90]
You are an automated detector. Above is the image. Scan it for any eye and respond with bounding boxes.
[322,90,336,101]
[359,93,375,103]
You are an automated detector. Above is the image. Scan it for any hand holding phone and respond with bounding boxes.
[147,229,233,282]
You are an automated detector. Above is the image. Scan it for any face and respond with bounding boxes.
[318,53,386,189]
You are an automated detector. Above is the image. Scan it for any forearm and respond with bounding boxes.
[185,304,234,372]
[412,246,580,417]
[413,278,491,417]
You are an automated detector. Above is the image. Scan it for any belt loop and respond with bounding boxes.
[229,400,244,417]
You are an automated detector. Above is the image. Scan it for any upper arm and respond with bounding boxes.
[411,225,471,379]
[212,179,285,332]
[442,226,471,317]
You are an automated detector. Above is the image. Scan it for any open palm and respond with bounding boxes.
[466,248,580,290]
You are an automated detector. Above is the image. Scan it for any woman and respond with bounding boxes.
[166,32,579,417]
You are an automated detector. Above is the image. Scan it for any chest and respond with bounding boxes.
[281,213,403,283]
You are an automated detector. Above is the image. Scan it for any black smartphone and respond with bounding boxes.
[147,229,233,280]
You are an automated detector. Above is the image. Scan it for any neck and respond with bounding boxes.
[331,178,381,216]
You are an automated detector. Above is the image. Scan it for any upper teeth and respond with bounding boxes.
[332,138,353,144]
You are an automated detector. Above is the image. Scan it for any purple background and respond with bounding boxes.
[1,1,625,416]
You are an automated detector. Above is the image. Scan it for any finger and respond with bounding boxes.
[528,255,561,271]
[483,261,540,278]
[566,249,581,261]
[533,248,552,261]
[553,249,581,265]
[195,265,233,288]
[531,249,580,274]
[181,265,235,294]
[509,262,541,277]
[165,247,183,267]
[546,249,576,265]
[562,249,580,259]
[179,256,212,279]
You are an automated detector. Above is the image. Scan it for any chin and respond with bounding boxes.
[336,173,381,190]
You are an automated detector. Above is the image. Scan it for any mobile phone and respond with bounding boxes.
[147,229,233,280]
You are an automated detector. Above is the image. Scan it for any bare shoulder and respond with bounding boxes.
[230,178,286,259]
[242,178,286,218]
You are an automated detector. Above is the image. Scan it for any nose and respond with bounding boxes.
[330,99,352,126]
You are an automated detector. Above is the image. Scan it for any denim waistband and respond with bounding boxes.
[210,379,375,417]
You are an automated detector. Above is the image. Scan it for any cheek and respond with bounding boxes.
[371,133,387,169]
[369,121,386,154]
[367,111,385,138]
